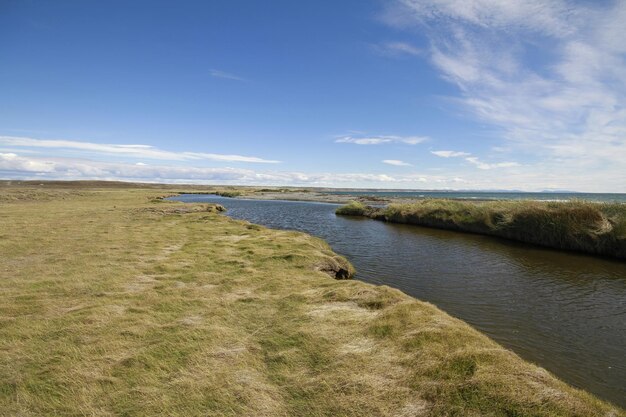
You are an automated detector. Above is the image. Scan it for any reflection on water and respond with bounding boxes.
[173,195,626,407]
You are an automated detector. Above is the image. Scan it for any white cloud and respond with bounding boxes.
[464,156,519,170]
[431,149,518,169]
[335,135,428,145]
[387,0,577,37]
[209,69,246,82]
[384,0,626,187]
[0,152,449,187]
[431,150,470,158]
[0,136,280,164]
[382,159,412,166]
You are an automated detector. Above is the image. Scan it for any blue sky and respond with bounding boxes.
[1,0,625,191]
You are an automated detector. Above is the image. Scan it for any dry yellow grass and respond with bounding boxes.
[0,184,623,416]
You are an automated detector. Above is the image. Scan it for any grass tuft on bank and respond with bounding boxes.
[213,190,242,198]
[337,199,626,259]
[1,184,623,416]
[335,201,368,216]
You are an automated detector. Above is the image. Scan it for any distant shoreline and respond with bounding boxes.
[213,189,626,206]
[3,180,625,203]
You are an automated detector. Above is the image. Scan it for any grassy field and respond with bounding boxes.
[337,199,626,260]
[1,184,623,416]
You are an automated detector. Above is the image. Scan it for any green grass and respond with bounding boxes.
[1,184,623,416]
[337,198,626,259]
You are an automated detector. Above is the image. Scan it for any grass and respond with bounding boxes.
[335,201,368,216]
[213,190,243,198]
[0,183,623,416]
[337,198,626,260]
[335,201,386,219]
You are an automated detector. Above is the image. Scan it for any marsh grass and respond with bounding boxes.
[335,201,368,216]
[213,190,243,198]
[335,201,385,219]
[0,185,623,416]
[338,199,626,259]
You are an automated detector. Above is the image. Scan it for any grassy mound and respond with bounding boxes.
[335,200,368,216]
[1,185,623,416]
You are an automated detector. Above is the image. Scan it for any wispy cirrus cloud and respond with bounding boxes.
[431,149,518,170]
[209,69,246,82]
[464,157,519,170]
[373,41,421,57]
[0,136,280,163]
[383,0,626,183]
[431,150,470,158]
[382,159,412,166]
[335,134,428,145]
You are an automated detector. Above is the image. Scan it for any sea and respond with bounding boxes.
[324,191,626,203]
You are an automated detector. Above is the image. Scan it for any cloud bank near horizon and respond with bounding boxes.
[1,143,623,192]
[0,151,435,186]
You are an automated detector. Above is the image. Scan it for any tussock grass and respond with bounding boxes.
[335,201,368,216]
[1,185,623,416]
[213,190,243,198]
[337,198,626,259]
[335,201,386,219]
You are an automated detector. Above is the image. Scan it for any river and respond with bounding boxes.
[172,194,626,407]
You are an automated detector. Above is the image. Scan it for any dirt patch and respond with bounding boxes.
[313,255,355,279]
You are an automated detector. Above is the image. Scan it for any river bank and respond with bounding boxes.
[336,200,626,260]
[1,183,623,416]
[173,193,626,406]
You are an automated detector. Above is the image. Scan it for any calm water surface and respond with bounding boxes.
[174,195,626,407]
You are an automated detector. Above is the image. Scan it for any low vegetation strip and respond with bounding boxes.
[337,199,626,260]
[1,185,623,416]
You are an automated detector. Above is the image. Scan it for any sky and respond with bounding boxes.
[1,0,625,192]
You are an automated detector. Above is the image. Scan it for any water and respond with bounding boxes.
[173,194,626,407]
[326,190,626,203]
